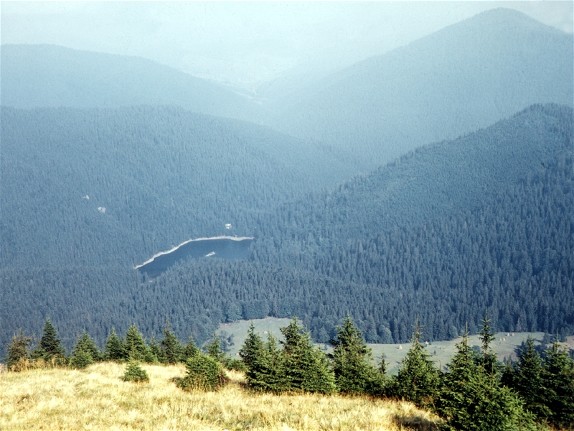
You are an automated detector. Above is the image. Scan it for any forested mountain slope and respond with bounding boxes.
[267,8,573,171]
[0,45,258,121]
[0,105,344,269]
[144,104,573,345]
[1,105,572,358]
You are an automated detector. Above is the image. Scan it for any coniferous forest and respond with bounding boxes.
[6,316,574,430]
[1,6,574,428]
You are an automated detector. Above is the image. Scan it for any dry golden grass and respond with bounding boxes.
[0,362,440,431]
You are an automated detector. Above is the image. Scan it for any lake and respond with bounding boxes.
[135,236,254,277]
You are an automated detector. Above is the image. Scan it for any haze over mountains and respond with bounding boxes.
[0,44,258,121]
[264,8,573,170]
[0,7,572,355]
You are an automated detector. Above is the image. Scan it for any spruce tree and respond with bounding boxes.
[7,330,32,371]
[104,328,126,361]
[437,333,536,431]
[479,314,497,376]
[122,360,149,383]
[182,336,200,360]
[331,316,383,395]
[205,335,226,364]
[280,318,336,394]
[177,353,228,392]
[239,323,263,371]
[160,325,183,364]
[32,319,66,364]
[70,331,100,369]
[505,337,551,420]
[124,324,150,362]
[392,322,440,408]
[542,341,574,429]
[246,334,286,393]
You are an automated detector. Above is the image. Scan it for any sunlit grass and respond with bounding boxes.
[0,362,440,430]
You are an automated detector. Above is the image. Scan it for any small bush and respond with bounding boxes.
[122,361,149,383]
[70,350,94,369]
[177,353,228,391]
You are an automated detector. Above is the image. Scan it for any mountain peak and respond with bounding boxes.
[456,7,566,34]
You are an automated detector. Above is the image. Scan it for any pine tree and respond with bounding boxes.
[246,333,286,393]
[122,360,149,383]
[70,331,100,369]
[177,353,228,392]
[542,341,574,429]
[479,314,497,376]
[280,318,336,394]
[205,335,226,364]
[160,325,183,364]
[7,330,32,371]
[182,336,200,360]
[437,332,536,431]
[32,319,66,364]
[104,328,126,361]
[239,323,263,371]
[331,316,383,395]
[124,324,150,362]
[392,322,440,408]
[505,337,551,420]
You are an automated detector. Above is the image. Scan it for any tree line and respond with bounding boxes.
[5,316,574,430]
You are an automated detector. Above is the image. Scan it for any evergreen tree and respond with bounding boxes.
[479,314,497,376]
[504,337,551,420]
[69,331,100,369]
[6,330,32,371]
[437,333,536,431]
[177,353,228,392]
[182,336,200,360]
[542,341,574,429]
[246,333,286,393]
[280,318,336,394]
[124,324,150,362]
[148,336,163,363]
[331,316,383,395]
[392,322,440,407]
[122,360,149,383]
[104,328,126,361]
[160,325,183,364]
[239,323,263,371]
[205,335,226,364]
[32,319,66,364]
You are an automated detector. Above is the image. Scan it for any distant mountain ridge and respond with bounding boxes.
[0,44,258,121]
[267,8,573,171]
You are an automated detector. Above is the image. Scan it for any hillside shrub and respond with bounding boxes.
[177,353,228,391]
[122,361,149,383]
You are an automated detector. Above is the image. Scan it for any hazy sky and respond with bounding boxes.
[2,1,572,88]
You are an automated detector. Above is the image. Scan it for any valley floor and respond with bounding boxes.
[0,362,439,431]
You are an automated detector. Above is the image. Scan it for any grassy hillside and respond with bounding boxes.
[0,362,440,431]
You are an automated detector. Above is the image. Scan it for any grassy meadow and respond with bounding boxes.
[0,362,440,431]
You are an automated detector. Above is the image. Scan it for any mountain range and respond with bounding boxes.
[264,8,573,171]
[0,8,572,355]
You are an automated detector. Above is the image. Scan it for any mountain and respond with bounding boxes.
[2,104,571,355]
[0,105,347,270]
[145,104,573,345]
[246,104,574,341]
[0,44,258,121]
[266,8,573,171]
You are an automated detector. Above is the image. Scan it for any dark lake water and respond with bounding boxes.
[135,236,254,277]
